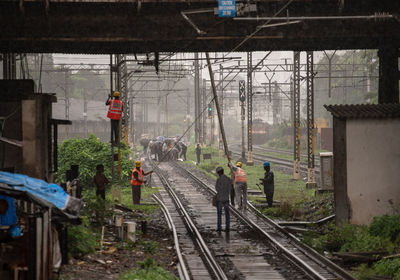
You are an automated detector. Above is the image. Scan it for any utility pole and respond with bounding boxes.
[83,90,88,138]
[247,52,254,165]
[306,51,316,188]
[202,79,207,145]
[293,51,301,180]
[239,80,246,161]
[194,52,200,144]
[219,64,224,155]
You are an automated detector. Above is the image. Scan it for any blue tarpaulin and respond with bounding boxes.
[0,171,69,210]
[0,194,17,226]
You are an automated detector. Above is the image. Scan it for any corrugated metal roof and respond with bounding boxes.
[324,104,400,119]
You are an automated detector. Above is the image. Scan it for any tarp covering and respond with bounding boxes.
[0,171,68,209]
[0,171,82,216]
[0,194,17,226]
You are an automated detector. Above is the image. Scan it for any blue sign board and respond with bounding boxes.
[218,0,236,17]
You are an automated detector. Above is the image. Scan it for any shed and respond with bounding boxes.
[325,104,400,225]
[0,171,81,280]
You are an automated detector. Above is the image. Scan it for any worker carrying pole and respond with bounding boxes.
[106,91,123,144]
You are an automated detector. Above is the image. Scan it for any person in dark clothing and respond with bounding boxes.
[131,160,153,205]
[93,164,109,200]
[215,166,230,232]
[195,144,201,165]
[260,161,274,207]
[106,91,123,144]
[179,142,187,161]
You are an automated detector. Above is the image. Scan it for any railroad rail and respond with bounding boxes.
[171,162,355,280]
[230,147,320,176]
[150,155,354,280]
[152,162,228,280]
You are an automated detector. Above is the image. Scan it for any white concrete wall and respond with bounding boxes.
[346,118,400,225]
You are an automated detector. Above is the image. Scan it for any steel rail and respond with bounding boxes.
[152,165,228,280]
[176,163,356,280]
[230,149,321,175]
[152,195,191,280]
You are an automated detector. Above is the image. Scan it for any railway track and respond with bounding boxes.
[230,146,320,176]
[149,158,355,280]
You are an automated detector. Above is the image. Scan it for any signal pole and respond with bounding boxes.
[247,52,254,165]
[293,51,301,180]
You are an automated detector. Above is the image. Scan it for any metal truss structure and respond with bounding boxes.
[247,52,253,165]
[293,51,301,180]
[306,51,316,188]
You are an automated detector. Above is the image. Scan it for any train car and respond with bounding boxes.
[252,119,269,145]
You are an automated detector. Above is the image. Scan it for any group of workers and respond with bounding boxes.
[104,90,275,230]
[215,161,274,232]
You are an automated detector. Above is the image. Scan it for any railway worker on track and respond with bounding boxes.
[215,166,230,232]
[260,161,274,207]
[229,161,247,211]
[106,91,123,144]
[131,160,153,205]
[195,143,201,165]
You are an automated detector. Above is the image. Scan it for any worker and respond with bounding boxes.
[215,166,230,232]
[260,161,274,207]
[195,143,201,165]
[106,91,123,144]
[229,161,247,210]
[93,164,109,200]
[131,160,153,205]
[179,141,187,161]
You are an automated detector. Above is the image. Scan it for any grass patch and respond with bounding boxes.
[185,145,315,220]
[119,258,177,280]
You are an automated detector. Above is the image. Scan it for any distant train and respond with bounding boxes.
[252,119,270,145]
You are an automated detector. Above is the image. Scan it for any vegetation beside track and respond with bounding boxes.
[56,136,177,279]
[303,215,400,279]
[185,145,333,221]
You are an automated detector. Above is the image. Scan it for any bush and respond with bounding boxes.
[68,217,98,258]
[369,214,400,243]
[56,134,133,188]
[373,259,400,279]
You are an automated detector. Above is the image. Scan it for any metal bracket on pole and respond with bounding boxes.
[293,51,301,180]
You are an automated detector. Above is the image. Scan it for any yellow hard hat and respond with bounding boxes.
[135,160,141,168]
[236,162,242,168]
[113,91,120,97]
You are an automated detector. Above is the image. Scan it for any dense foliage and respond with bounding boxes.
[67,217,98,258]
[56,134,133,188]
[303,215,400,279]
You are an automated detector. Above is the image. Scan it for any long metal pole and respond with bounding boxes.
[206,53,231,161]
[306,51,316,188]
[247,52,254,165]
[293,51,301,180]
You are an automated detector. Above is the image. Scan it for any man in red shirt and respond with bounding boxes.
[106,91,123,144]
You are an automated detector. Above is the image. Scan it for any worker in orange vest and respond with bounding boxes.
[106,91,123,144]
[131,160,153,205]
[229,161,247,211]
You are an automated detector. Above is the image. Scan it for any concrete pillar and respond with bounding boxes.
[378,47,399,104]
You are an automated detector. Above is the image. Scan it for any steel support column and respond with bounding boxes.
[219,64,224,155]
[378,47,399,104]
[293,51,301,180]
[247,52,254,165]
[306,51,316,188]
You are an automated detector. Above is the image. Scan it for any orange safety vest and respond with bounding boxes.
[131,167,143,186]
[107,99,123,120]
[233,167,247,183]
